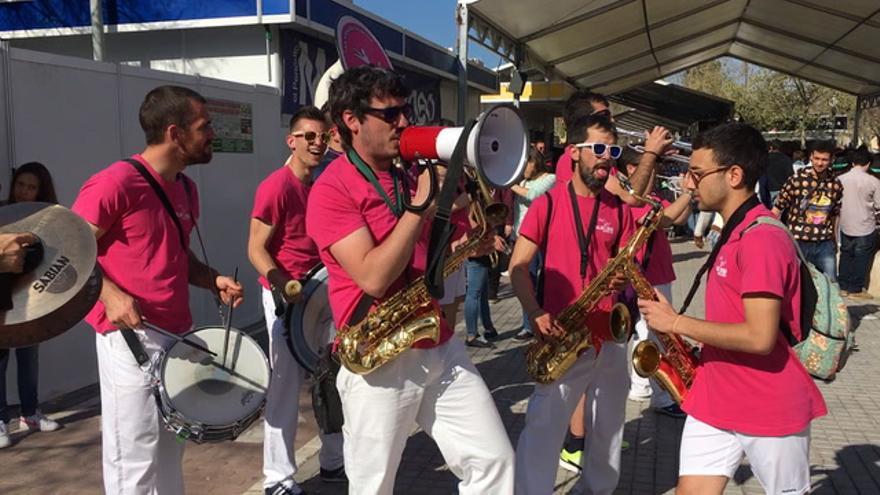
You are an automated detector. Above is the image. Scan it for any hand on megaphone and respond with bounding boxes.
[412,166,439,218]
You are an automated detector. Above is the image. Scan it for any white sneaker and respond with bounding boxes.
[20,411,61,432]
[0,421,11,448]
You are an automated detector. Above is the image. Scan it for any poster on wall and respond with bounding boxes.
[280,29,441,124]
[206,98,253,153]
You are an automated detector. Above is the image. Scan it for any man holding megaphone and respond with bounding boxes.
[305,66,515,494]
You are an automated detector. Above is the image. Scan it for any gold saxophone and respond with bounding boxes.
[337,170,508,375]
[623,186,699,404]
[525,179,661,383]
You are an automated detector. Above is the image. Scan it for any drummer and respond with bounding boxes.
[71,85,243,494]
[247,105,346,494]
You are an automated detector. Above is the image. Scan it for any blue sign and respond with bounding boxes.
[280,29,441,124]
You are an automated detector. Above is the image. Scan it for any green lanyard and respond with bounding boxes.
[348,150,404,218]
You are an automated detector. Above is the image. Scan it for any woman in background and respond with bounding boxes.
[0,162,62,449]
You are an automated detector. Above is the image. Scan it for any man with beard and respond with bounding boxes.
[510,114,636,494]
[72,85,243,493]
[248,105,345,495]
[305,66,514,494]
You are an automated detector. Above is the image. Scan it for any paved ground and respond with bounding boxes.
[3,237,880,494]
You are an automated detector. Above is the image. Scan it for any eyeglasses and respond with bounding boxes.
[686,167,730,187]
[363,104,413,124]
[574,142,623,159]
[291,131,331,143]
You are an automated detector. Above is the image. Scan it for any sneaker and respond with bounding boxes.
[20,411,61,432]
[264,483,304,495]
[0,421,10,449]
[514,329,534,341]
[621,440,630,451]
[653,403,686,419]
[559,447,582,473]
[483,328,499,340]
[465,336,493,348]
[319,466,348,484]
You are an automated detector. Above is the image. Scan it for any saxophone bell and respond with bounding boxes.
[632,340,662,378]
[609,302,633,343]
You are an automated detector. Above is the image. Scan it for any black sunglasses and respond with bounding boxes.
[363,104,413,124]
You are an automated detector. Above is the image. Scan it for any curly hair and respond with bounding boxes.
[328,66,409,148]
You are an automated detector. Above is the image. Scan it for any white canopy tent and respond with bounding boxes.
[464,0,880,96]
[458,0,880,141]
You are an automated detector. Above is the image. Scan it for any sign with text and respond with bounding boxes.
[280,30,441,125]
[206,98,253,153]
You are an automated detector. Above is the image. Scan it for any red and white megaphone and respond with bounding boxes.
[399,103,529,188]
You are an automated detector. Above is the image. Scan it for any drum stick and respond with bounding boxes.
[222,267,238,368]
[140,320,218,357]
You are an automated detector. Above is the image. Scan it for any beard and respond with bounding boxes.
[577,161,609,190]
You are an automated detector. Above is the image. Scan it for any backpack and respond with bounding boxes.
[741,216,854,381]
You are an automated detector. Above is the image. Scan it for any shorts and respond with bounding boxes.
[679,416,811,494]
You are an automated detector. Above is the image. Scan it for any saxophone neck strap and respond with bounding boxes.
[568,181,602,280]
[348,150,403,218]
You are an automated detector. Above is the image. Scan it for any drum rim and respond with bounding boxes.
[157,325,270,428]
[288,264,332,374]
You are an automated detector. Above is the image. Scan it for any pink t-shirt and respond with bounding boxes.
[683,204,827,436]
[251,165,321,288]
[72,155,199,334]
[518,182,635,347]
[305,153,453,349]
[554,145,574,184]
[631,195,675,285]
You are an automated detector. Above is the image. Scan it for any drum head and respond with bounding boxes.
[288,266,336,373]
[161,327,269,426]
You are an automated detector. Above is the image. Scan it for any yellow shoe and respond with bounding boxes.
[559,447,582,473]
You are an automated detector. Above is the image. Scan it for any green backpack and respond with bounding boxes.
[742,217,854,381]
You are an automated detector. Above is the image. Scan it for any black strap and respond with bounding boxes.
[679,195,761,314]
[612,198,623,257]
[424,119,478,299]
[119,328,150,366]
[124,159,188,249]
[641,233,657,271]
[568,182,602,280]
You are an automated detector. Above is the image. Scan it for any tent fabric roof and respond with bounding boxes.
[467,0,880,96]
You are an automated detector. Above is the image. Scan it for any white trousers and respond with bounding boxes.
[260,288,344,489]
[336,337,515,495]
[629,283,674,408]
[96,329,184,495]
[515,341,630,495]
[680,416,811,494]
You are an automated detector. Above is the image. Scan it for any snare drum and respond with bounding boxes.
[153,326,270,443]
[285,264,336,374]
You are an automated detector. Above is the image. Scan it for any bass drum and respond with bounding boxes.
[285,264,336,374]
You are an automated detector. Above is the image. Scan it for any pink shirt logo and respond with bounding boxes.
[596,218,615,235]
[715,256,728,278]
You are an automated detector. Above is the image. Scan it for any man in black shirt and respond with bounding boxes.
[764,140,793,205]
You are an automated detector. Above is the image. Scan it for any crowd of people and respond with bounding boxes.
[0,62,877,495]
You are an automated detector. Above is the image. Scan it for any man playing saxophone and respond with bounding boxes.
[638,123,827,495]
[305,66,514,495]
[510,114,666,494]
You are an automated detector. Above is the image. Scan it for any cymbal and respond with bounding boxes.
[0,203,101,347]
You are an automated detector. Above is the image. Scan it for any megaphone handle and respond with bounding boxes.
[401,162,437,213]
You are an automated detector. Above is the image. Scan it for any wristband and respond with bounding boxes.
[672,315,684,334]
[643,150,660,159]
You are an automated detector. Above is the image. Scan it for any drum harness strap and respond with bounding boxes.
[118,158,217,367]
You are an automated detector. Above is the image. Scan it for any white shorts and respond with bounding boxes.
[679,416,811,494]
